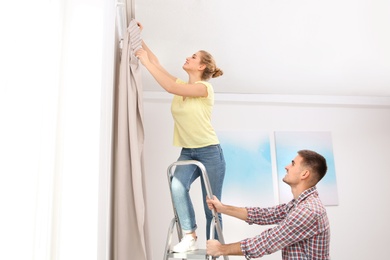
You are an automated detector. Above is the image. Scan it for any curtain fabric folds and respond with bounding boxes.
[112,19,149,260]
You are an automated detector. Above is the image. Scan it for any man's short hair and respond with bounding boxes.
[298,150,328,182]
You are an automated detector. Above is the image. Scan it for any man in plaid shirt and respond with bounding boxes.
[206,150,330,259]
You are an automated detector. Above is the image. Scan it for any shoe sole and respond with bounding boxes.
[171,246,198,253]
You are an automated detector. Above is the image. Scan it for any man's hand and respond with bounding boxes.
[206,195,224,213]
[207,196,248,221]
[207,239,222,257]
[207,240,244,257]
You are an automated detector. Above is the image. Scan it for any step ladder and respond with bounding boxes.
[163,160,229,260]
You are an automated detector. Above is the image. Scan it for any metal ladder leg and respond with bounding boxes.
[164,160,229,260]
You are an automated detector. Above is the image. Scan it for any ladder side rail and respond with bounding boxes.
[167,164,184,241]
[195,162,225,243]
[167,160,229,260]
[209,217,217,260]
[168,161,221,240]
[164,217,178,260]
[195,161,229,260]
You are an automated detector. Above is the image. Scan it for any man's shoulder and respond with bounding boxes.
[300,194,327,216]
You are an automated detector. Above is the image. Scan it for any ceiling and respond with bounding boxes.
[135,0,390,97]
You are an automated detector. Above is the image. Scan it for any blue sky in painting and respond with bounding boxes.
[218,131,275,207]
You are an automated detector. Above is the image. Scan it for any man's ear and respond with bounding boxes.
[301,169,310,180]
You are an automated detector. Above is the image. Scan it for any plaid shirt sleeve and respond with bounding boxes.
[245,202,293,226]
[240,205,320,259]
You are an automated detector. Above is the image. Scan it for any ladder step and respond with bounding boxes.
[166,249,209,259]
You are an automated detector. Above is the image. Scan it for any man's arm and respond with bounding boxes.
[206,196,248,221]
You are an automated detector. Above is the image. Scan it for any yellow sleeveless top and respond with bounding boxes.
[171,79,219,148]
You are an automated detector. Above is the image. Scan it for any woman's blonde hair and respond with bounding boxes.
[199,50,223,81]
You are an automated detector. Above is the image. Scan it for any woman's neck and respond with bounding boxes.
[188,73,202,84]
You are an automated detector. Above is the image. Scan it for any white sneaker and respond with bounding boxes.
[172,234,198,253]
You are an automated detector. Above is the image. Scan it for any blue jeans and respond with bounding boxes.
[171,144,226,240]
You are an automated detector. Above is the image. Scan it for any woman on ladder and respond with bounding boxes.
[135,22,226,253]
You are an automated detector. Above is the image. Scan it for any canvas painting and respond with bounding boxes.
[218,131,275,207]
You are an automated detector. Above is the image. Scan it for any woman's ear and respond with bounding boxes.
[198,64,206,71]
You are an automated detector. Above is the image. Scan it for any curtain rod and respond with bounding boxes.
[116,0,136,49]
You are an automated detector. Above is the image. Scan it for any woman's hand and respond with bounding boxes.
[135,48,149,65]
[136,21,143,31]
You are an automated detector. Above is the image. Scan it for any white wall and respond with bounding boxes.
[143,91,390,259]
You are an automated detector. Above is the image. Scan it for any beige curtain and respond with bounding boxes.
[111,9,149,260]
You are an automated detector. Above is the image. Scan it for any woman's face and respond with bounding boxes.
[183,51,203,72]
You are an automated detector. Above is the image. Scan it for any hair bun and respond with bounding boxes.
[212,68,224,78]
